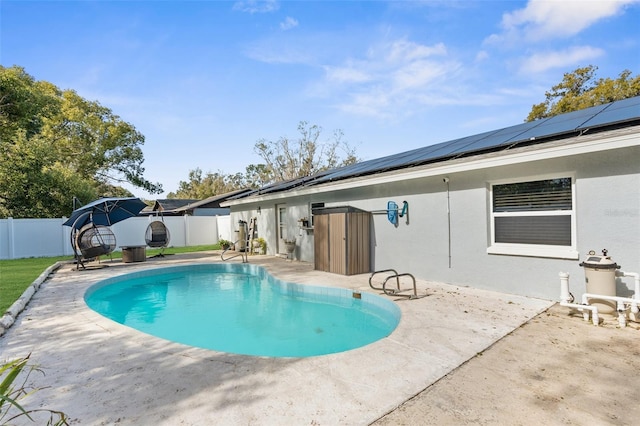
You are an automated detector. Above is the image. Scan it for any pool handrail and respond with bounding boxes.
[221,240,248,263]
[370,269,427,300]
[369,269,400,291]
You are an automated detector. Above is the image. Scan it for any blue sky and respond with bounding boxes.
[2,0,639,198]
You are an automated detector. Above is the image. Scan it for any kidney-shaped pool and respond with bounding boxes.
[85,263,400,357]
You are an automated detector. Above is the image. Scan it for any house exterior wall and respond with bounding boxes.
[227,202,316,258]
[229,143,639,301]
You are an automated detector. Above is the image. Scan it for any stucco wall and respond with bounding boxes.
[230,144,639,300]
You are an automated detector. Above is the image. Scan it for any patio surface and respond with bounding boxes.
[0,252,637,424]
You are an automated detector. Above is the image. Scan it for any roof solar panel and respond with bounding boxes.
[416,130,503,159]
[512,104,606,142]
[235,96,639,199]
[319,156,395,181]
[263,175,317,193]
[454,120,547,153]
[592,95,639,112]
[314,136,471,183]
[579,97,640,129]
[227,188,259,200]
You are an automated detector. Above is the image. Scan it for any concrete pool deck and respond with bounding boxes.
[1,252,637,424]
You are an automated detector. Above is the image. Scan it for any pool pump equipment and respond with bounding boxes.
[559,249,640,327]
[579,249,620,314]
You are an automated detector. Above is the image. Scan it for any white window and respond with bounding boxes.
[487,175,578,259]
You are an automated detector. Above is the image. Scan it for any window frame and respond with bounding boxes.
[487,173,579,259]
[309,202,325,227]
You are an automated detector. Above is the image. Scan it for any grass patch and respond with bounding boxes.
[0,256,72,315]
[0,244,221,315]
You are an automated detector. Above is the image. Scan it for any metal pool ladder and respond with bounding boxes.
[369,269,426,299]
[221,240,248,263]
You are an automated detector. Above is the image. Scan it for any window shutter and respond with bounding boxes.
[493,178,572,213]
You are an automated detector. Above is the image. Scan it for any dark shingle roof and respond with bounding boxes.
[153,199,199,212]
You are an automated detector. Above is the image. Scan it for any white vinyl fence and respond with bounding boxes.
[0,215,232,260]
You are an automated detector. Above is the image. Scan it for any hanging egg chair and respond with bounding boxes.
[74,224,117,262]
[145,220,170,256]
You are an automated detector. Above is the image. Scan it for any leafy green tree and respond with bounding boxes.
[238,163,272,188]
[170,164,272,199]
[0,66,161,218]
[170,168,237,199]
[527,66,640,121]
[0,132,96,218]
[0,67,58,142]
[254,121,358,183]
[44,89,160,194]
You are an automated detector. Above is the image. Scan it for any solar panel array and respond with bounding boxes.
[232,96,640,200]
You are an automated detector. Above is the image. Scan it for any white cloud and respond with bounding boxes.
[232,0,279,14]
[324,66,372,84]
[384,40,447,62]
[519,45,605,73]
[280,16,298,31]
[337,90,391,118]
[392,60,452,91]
[499,0,639,42]
[475,50,489,62]
[319,39,462,118]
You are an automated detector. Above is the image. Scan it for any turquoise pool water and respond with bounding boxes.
[84,263,400,357]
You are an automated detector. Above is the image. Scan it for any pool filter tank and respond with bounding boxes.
[237,220,247,252]
[579,249,620,314]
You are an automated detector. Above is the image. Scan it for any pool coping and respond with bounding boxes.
[0,253,553,424]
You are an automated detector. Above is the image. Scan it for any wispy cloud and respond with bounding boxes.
[316,39,463,118]
[233,0,279,14]
[280,16,298,31]
[519,46,605,74]
[323,65,372,84]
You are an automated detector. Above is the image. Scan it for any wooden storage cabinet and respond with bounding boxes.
[313,206,371,275]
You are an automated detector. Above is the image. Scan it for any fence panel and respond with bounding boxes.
[0,215,228,259]
[185,216,219,246]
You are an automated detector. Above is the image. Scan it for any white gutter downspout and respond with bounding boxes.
[559,272,599,326]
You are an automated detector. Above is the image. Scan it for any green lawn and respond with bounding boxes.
[0,244,221,315]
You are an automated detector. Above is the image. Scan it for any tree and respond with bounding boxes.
[526,66,640,121]
[0,66,161,218]
[170,122,359,200]
[0,132,97,218]
[254,121,358,183]
[169,164,271,199]
[0,66,59,142]
[237,163,272,188]
[44,89,161,194]
[170,168,245,199]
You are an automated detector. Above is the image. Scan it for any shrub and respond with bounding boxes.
[0,354,69,425]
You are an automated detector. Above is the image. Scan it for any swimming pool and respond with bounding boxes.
[84,263,400,357]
